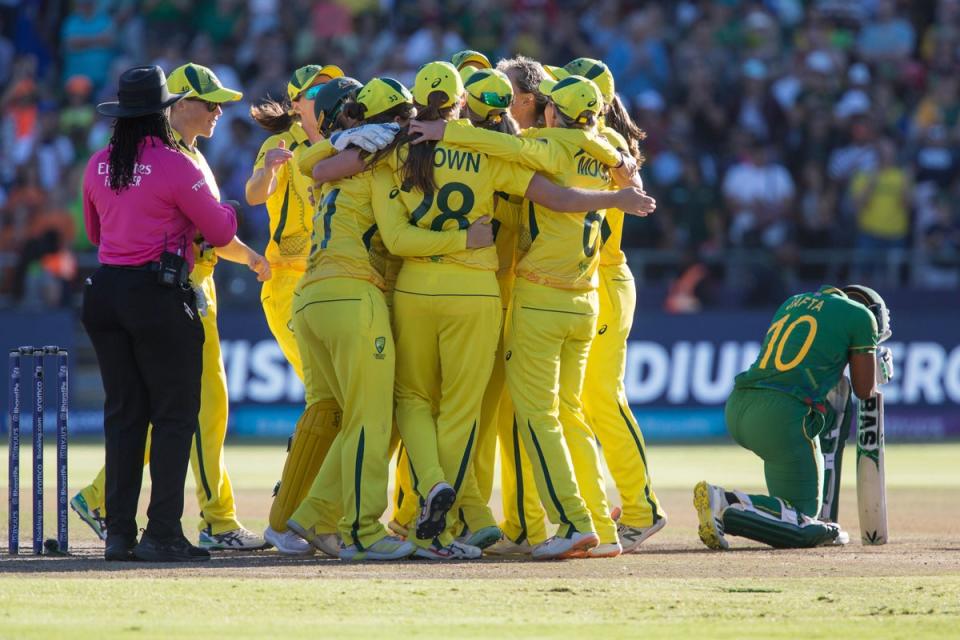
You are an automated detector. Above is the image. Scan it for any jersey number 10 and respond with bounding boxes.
[759,313,819,372]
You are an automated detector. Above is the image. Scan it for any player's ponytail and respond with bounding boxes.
[250,98,296,134]
[467,106,520,136]
[398,91,453,194]
[358,101,417,169]
[342,101,366,122]
[604,94,646,165]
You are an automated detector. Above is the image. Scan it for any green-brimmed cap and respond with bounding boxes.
[451,49,492,72]
[166,63,242,103]
[539,75,603,124]
[464,68,513,122]
[287,64,345,101]
[357,77,413,119]
[561,58,614,103]
[412,61,464,109]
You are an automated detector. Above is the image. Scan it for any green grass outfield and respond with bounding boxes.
[1,576,958,640]
[1,442,958,639]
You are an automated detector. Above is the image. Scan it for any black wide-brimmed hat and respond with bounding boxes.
[96,65,185,118]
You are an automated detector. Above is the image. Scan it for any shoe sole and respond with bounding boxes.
[70,499,107,541]
[104,549,135,561]
[416,486,456,540]
[693,481,727,551]
[620,517,668,554]
[571,545,623,559]
[341,545,415,561]
[198,539,271,551]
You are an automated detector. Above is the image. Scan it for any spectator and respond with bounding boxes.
[850,138,913,251]
[858,0,917,63]
[722,138,796,249]
[60,0,116,92]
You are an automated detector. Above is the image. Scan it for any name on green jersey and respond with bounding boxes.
[433,147,481,174]
[784,295,825,313]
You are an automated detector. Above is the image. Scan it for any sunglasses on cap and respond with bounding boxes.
[476,91,511,108]
[302,84,326,101]
[186,98,220,113]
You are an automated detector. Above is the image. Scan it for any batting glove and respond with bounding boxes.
[876,346,894,385]
[330,123,401,153]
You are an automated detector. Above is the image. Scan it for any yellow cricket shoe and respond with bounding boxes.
[694,481,730,550]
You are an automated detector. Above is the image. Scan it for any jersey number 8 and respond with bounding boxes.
[409,181,476,231]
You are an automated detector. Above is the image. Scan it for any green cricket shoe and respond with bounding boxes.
[464,526,502,550]
[70,493,107,541]
[340,535,415,561]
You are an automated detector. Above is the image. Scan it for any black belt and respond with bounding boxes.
[103,262,161,272]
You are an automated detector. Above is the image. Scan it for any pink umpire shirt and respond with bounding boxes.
[83,136,237,270]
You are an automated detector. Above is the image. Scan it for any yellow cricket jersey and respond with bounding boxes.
[296,138,336,178]
[254,122,315,269]
[515,128,616,291]
[174,130,221,270]
[438,121,627,276]
[302,161,466,291]
[383,141,535,272]
[598,127,629,268]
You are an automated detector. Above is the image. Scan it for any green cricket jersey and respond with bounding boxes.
[734,287,878,403]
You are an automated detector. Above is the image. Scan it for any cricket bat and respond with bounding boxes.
[856,391,888,545]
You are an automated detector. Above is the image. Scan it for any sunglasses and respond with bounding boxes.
[476,91,511,108]
[186,98,220,113]
[303,84,324,101]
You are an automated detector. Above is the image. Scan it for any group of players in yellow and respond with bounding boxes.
[70,49,665,561]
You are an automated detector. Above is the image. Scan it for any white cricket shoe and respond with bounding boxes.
[576,541,622,558]
[413,541,483,560]
[198,526,269,551]
[485,535,534,556]
[617,516,668,553]
[531,531,600,560]
[287,519,341,558]
[340,535,415,561]
[819,528,851,547]
[693,481,730,550]
[264,525,314,556]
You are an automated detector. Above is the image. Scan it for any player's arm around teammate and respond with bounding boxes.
[283,76,491,560]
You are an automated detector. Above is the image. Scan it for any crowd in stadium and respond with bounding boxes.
[1,0,958,309]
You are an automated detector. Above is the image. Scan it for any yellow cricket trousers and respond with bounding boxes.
[477,292,548,545]
[260,265,305,383]
[504,278,614,541]
[392,261,500,544]
[81,266,242,534]
[287,277,393,548]
[583,263,664,528]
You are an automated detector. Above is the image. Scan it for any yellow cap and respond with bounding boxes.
[357,77,413,119]
[287,64,345,101]
[451,49,492,71]
[463,68,513,122]
[166,63,243,103]
[538,75,603,124]
[561,58,615,103]
[412,61,464,109]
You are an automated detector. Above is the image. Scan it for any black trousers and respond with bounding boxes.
[81,266,204,542]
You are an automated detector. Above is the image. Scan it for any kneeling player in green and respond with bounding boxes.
[695,285,893,549]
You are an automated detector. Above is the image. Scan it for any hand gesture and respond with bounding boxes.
[264,139,293,171]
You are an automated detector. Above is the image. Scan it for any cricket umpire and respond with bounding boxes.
[81,66,237,562]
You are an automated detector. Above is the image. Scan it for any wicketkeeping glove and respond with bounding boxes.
[330,123,401,153]
[876,346,894,385]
